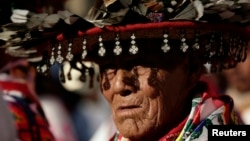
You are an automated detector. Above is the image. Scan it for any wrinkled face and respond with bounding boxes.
[99,56,197,140]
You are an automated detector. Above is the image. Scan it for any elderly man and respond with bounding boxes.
[1,0,250,141]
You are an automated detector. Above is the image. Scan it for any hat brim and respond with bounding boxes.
[41,20,249,65]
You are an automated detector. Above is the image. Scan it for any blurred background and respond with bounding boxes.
[0,0,116,141]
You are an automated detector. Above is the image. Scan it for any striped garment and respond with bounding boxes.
[0,80,55,141]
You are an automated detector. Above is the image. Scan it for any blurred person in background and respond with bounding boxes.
[0,58,55,141]
[59,60,112,141]
[35,71,78,141]
[222,43,250,124]
[2,1,108,140]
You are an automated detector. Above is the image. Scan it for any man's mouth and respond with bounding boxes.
[116,104,142,116]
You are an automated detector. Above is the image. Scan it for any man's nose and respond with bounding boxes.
[113,69,135,96]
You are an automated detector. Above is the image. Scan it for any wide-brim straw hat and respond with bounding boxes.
[1,0,250,74]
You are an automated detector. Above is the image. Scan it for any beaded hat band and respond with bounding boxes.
[40,21,247,73]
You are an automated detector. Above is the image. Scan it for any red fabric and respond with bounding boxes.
[159,116,188,141]
[0,81,40,106]
[77,21,250,38]
[199,76,219,98]
[0,81,31,94]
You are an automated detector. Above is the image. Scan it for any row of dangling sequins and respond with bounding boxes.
[97,32,201,57]
[36,39,87,74]
[48,31,247,64]
[36,31,246,75]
